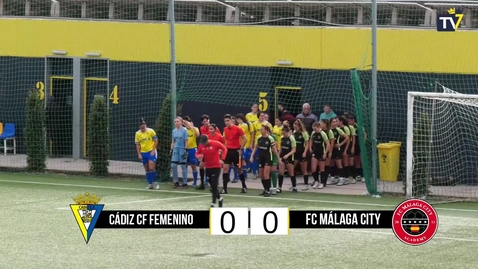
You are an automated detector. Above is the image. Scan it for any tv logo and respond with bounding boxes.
[437,8,464,31]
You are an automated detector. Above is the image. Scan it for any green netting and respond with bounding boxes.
[351,70,377,195]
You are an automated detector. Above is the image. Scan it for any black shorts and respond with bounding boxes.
[312,151,326,161]
[354,142,361,156]
[332,148,343,159]
[294,149,307,162]
[280,153,294,164]
[258,153,272,168]
[346,147,353,157]
[224,148,241,166]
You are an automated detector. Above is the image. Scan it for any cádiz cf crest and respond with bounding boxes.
[70,192,104,244]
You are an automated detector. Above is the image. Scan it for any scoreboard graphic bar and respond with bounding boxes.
[94,208,394,235]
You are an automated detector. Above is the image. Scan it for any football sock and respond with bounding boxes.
[192,171,198,185]
[291,175,297,187]
[199,168,205,183]
[264,179,271,191]
[348,166,354,178]
[152,171,158,183]
[321,171,327,186]
[239,174,247,189]
[331,166,337,177]
[252,159,259,174]
[271,171,278,188]
[181,164,188,184]
[338,167,344,178]
[358,167,363,177]
[324,166,330,180]
[242,164,248,179]
[150,171,156,183]
[222,173,229,192]
[304,174,309,185]
[171,163,179,183]
[261,179,266,190]
[278,174,284,188]
[312,172,319,182]
[233,167,239,179]
[146,172,153,184]
[228,167,232,178]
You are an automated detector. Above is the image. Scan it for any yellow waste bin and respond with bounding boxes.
[377,142,402,181]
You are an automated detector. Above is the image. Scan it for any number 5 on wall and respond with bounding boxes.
[110,85,119,104]
[259,92,268,112]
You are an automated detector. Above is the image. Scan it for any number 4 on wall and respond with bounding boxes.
[110,85,119,104]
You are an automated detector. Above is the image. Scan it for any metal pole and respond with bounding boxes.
[169,0,177,127]
[371,0,379,192]
[425,81,438,199]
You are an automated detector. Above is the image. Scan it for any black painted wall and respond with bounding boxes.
[0,57,44,154]
[108,62,171,161]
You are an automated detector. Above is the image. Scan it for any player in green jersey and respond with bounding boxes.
[267,128,280,195]
[309,120,331,189]
[279,125,297,192]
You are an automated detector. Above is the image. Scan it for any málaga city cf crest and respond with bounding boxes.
[70,192,104,244]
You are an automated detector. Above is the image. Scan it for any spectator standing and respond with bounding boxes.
[278,104,295,123]
[296,103,318,135]
[319,104,337,121]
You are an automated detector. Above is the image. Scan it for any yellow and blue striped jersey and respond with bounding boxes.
[187,127,199,149]
[135,128,157,152]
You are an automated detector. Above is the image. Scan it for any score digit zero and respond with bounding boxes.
[220,211,235,234]
[263,211,278,234]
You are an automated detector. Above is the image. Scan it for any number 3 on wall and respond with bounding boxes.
[110,85,119,104]
[259,92,268,112]
[35,82,45,100]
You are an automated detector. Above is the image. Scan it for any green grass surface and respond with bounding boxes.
[0,172,477,269]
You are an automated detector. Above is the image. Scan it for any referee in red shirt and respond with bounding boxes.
[222,114,247,194]
[196,135,228,207]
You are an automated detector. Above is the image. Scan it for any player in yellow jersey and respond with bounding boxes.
[236,113,254,180]
[273,118,284,149]
[135,118,159,190]
[246,103,259,123]
[252,112,273,142]
[251,112,272,179]
[183,116,200,187]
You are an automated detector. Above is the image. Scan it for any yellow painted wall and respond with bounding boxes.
[1,18,478,74]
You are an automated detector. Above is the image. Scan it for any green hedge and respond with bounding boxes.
[86,95,110,176]
[24,90,47,172]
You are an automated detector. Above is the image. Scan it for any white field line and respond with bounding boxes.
[333,229,478,243]
[1,179,478,213]
[56,194,210,210]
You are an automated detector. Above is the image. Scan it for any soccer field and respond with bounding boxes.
[0,172,477,269]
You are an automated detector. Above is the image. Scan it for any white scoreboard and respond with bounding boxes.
[209,207,289,236]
